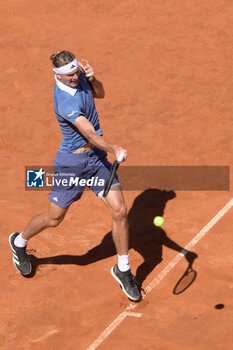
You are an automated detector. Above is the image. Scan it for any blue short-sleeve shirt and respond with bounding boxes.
[53,72,103,153]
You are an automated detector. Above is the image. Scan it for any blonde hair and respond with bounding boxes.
[50,50,76,68]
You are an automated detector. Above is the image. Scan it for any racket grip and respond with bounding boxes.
[117,153,124,163]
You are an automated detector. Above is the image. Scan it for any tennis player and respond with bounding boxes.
[9,50,141,301]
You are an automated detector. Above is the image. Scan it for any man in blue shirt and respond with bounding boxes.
[9,50,141,301]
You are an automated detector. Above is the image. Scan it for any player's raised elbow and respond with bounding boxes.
[94,88,105,99]
[99,89,105,98]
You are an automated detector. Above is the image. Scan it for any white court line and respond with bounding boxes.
[86,198,233,350]
[125,312,142,318]
[86,310,140,350]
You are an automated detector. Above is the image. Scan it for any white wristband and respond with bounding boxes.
[117,153,124,163]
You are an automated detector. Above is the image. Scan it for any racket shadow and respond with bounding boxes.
[173,252,198,295]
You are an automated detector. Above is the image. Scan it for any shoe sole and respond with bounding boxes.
[110,266,141,301]
[9,233,32,276]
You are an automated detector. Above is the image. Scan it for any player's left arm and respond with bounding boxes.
[79,59,105,99]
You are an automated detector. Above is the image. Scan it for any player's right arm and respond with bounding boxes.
[75,116,127,161]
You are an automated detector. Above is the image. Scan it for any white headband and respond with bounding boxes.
[52,58,79,74]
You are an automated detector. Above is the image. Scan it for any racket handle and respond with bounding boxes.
[117,153,124,163]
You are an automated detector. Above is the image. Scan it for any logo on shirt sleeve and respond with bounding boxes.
[68,110,79,117]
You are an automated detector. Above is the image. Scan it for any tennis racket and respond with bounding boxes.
[103,153,124,197]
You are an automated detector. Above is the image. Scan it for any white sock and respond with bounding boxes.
[14,232,27,248]
[118,254,130,272]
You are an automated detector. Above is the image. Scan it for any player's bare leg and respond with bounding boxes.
[101,185,128,255]
[101,185,141,300]
[22,202,68,241]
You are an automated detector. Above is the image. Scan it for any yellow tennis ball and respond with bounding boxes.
[153,216,164,227]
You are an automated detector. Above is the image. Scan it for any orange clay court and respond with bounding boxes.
[0,1,233,349]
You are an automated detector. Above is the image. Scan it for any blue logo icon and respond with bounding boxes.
[26,168,45,188]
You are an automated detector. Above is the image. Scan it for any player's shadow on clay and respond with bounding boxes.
[28,188,198,288]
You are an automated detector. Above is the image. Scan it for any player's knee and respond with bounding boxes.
[112,203,128,221]
[47,217,63,227]
[44,213,65,228]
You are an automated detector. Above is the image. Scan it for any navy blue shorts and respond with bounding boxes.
[48,148,120,208]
